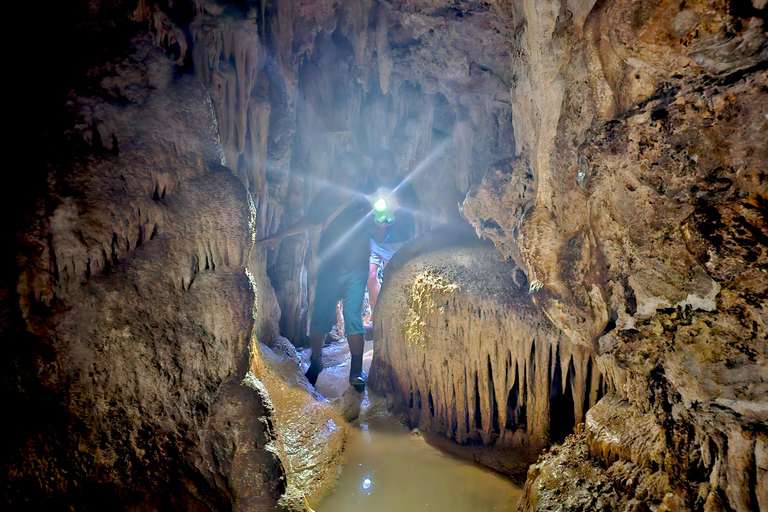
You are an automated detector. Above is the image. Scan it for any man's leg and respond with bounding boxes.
[309,331,327,355]
[342,267,369,389]
[307,267,341,386]
[347,333,364,358]
[367,262,382,314]
[305,331,327,386]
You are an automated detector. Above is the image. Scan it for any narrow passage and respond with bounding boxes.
[302,339,523,511]
[316,422,523,511]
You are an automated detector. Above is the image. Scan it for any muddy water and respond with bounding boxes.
[305,339,522,511]
[315,423,523,511]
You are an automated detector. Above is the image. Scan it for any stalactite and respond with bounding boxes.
[371,228,602,458]
[246,98,270,202]
[191,14,267,187]
[375,3,392,95]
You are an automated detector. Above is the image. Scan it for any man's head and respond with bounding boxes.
[332,151,366,190]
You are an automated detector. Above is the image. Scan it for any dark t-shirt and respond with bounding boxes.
[306,186,372,273]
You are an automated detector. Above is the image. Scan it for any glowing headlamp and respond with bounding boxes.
[373,197,388,213]
[366,187,398,224]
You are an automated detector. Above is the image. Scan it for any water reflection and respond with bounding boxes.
[302,336,521,511]
[315,422,522,512]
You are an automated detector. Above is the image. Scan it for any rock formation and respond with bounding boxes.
[462,1,768,510]
[5,28,295,511]
[370,226,606,481]
[4,0,767,510]
[4,5,314,509]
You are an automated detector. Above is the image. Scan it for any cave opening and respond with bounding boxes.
[548,347,576,445]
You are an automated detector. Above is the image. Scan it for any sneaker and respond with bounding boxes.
[305,357,324,386]
[349,369,367,391]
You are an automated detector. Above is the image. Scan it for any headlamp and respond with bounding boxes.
[373,197,388,213]
[366,187,399,224]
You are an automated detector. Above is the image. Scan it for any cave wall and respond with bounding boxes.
[4,6,302,510]
[461,1,767,510]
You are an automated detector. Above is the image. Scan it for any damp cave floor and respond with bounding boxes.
[302,338,523,512]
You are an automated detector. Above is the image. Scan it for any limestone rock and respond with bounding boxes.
[519,426,622,512]
[370,225,604,479]
[4,23,301,511]
[463,1,768,510]
[253,339,350,508]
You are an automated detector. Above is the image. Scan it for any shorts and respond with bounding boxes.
[310,265,368,336]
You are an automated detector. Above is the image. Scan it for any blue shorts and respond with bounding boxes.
[310,265,368,336]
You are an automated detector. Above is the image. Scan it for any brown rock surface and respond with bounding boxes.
[252,337,350,508]
[519,426,623,512]
[461,1,768,510]
[370,225,605,481]
[6,0,767,510]
[4,13,306,510]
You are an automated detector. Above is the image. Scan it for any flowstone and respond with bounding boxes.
[370,225,604,480]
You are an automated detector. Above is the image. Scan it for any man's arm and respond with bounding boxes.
[256,187,336,249]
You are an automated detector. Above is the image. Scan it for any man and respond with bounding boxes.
[257,152,372,391]
[366,150,420,323]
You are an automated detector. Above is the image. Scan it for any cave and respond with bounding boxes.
[3,0,767,511]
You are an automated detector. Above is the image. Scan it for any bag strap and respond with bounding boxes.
[322,197,354,230]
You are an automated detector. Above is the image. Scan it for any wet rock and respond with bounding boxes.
[519,425,622,512]
[205,374,289,510]
[4,22,303,511]
[253,340,349,508]
[370,225,603,479]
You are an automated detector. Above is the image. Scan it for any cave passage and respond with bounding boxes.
[315,422,523,512]
[11,0,766,510]
[296,334,524,511]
